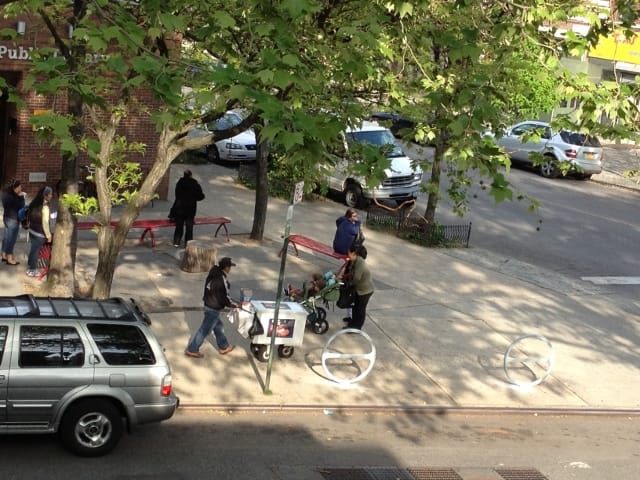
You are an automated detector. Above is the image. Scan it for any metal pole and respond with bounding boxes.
[263,202,294,394]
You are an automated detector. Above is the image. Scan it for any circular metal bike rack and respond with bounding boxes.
[321,328,376,384]
[503,334,554,387]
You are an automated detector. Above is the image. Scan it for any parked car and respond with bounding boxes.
[493,120,603,179]
[190,111,257,163]
[0,295,178,457]
[325,121,423,208]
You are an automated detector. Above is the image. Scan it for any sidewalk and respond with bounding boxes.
[4,148,640,413]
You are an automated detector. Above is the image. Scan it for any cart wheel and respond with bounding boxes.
[250,343,260,355]
[277,345,294,358]
[315,307,327,321]
[312,319,329,335]
[255,345,269,363]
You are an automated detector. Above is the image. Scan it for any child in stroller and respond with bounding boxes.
[285,271,340,334]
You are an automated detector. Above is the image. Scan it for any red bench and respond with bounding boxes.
[77,216,232,248]
[280,234,349,268]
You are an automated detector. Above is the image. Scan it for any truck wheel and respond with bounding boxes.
[344,184,364,208]
[59,399,124,457]
[206,144,220,163]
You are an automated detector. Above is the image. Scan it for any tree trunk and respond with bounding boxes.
[424,142,443,224]
[251,121,269,241]
[89,123,178,298]
[92,225,123,299]
[37,94,82,298]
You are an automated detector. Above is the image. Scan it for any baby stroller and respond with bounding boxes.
[285,271,341,334]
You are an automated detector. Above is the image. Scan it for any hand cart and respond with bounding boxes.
[247,300,308,363]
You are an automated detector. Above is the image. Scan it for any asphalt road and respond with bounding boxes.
[403,143,640,300]
[1,410,638,479]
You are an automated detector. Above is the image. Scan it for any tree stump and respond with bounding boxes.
[180,240,217,273]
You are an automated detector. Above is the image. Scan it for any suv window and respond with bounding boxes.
[0,325,7,363]
[88,324,156,365]
[559,131,601,147]
[19,326,85,367]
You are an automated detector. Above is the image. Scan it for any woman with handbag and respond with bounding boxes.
[332,208,363,255]
[342,244,374,330]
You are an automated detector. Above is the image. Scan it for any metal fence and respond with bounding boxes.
[365,206,472,248]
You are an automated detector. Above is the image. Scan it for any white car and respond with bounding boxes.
[191,111,257,163]
[494,120,603,179]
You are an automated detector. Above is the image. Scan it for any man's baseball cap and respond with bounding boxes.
[219,257,236,268]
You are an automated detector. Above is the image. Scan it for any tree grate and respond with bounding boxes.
[407,468,464,480]
[494,468,549,480]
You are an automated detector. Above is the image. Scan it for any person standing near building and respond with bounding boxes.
[171,169,205,248]
[26,186,54,277]
[185,257,238,358]
[343,244,374,330]
[1,179,26,266]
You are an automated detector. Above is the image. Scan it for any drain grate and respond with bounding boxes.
[407,468,464,480]
[317,468,372,480]
[317,467,464,480]
[317,467,412,479]
[494,468,549,480]
[317,467,547,480]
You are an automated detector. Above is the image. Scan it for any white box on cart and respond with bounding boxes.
[249,300,308,346]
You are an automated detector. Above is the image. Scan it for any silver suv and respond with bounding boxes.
[0,295,178,456]
[495,120,603,179]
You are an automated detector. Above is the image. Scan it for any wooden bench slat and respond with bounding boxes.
[281,234,348,268]
[76,216,232,247]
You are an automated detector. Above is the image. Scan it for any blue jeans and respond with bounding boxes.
[27,233,45,271]
[186,306,229,352]
[2,218,20,255]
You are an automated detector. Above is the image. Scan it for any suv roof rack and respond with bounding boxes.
[0,294,147,323]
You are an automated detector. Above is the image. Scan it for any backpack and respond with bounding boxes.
[18,204,30,230]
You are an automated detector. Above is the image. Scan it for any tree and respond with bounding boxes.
[6,0,397,297]
[362,1,640,223]
[5,0,639,298]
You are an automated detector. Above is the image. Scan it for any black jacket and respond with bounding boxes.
[1,190,25,221]
[173,177,204,219]
[202,265,234,310]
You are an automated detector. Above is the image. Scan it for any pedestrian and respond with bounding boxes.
[171,169,205,247]
[342,244,374,330]
[185,257,238,358]
[333,208,366,323]
[1,179,26,266]
[26,186,54,277]
[332,208,363,255]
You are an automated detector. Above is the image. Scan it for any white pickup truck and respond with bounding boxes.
[326,121,423,208]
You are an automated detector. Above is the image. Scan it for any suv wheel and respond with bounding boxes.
[539,157,560,178]
[344,184,364,208]
[60,399,124,457]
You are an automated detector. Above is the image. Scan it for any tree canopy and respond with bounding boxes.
[2,0,638,296]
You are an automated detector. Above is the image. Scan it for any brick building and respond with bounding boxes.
[0,14,170,199]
